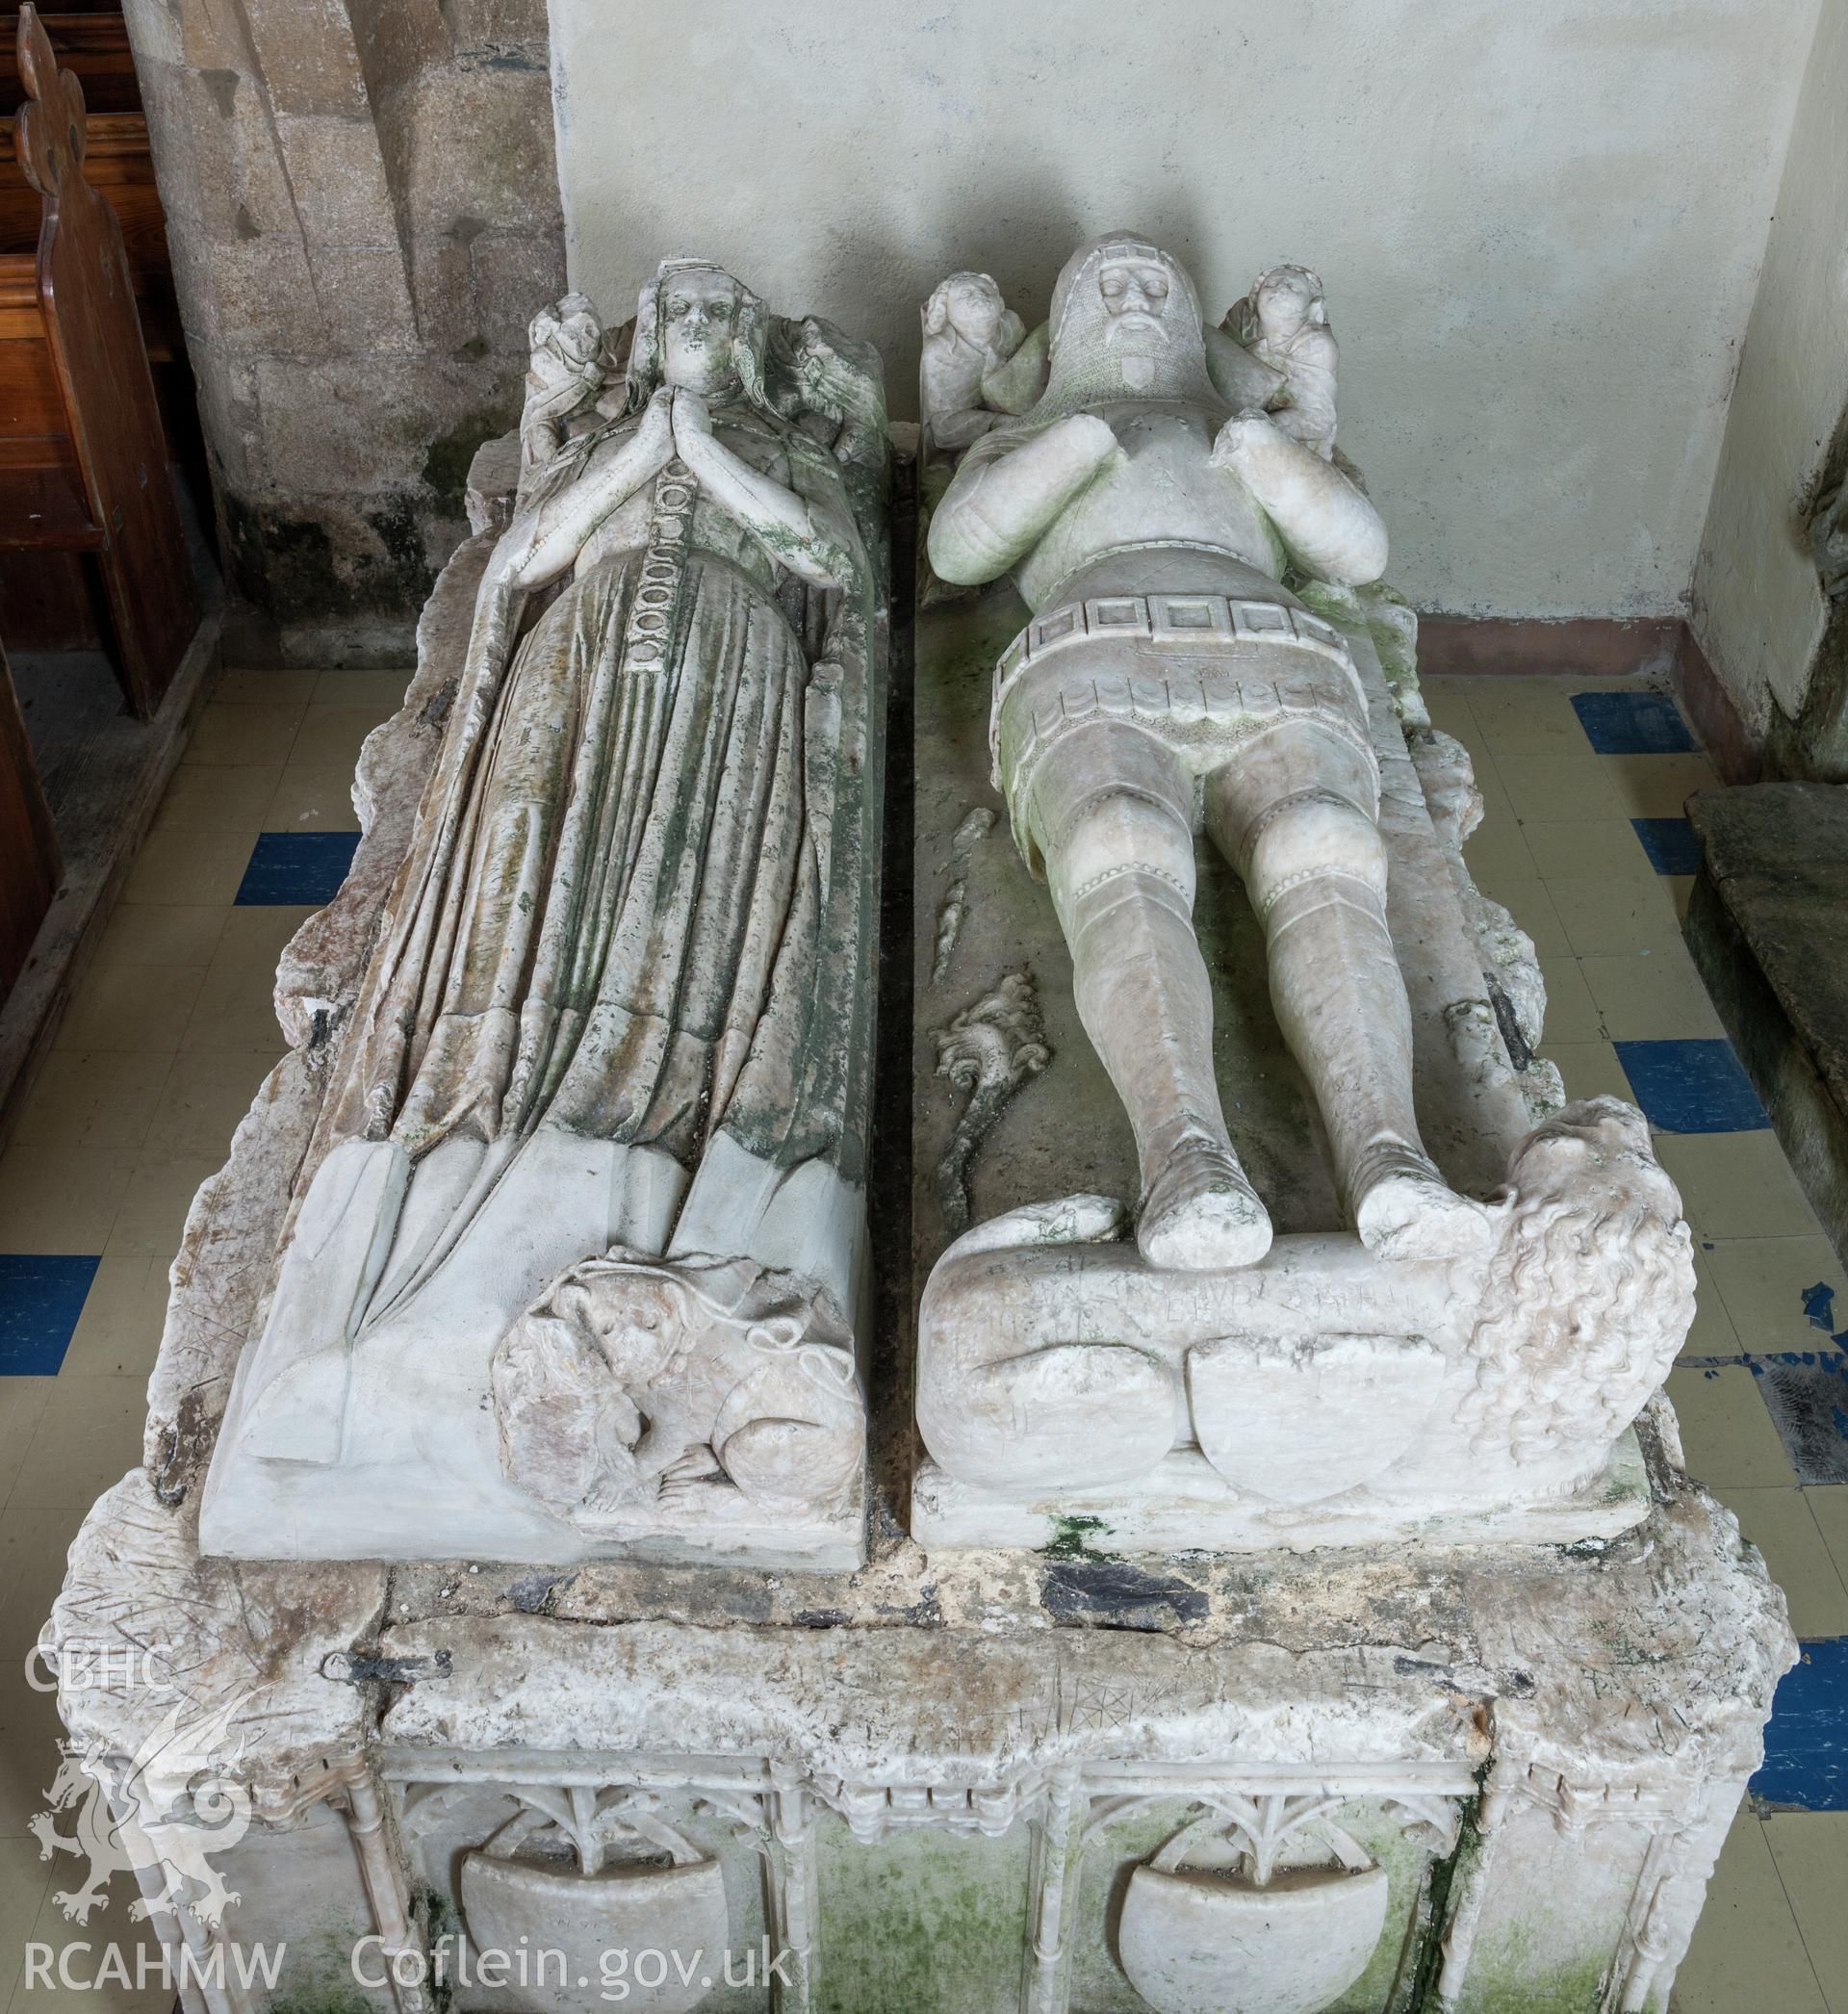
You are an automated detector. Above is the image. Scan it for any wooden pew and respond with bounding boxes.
[0,7,141,119]
[0,5,195,717]
[0,112,180,359]
[0,634,59,997]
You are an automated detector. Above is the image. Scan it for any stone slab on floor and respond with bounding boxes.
[1685,782,1848,1261]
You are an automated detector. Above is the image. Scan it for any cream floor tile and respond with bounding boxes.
[1764,1811,1848,2014]
[1808,1485,1848,1599]
[1705,1235,1848,1352]
[1418,695,1478,746]
[1667,872,1695,920]
[0,1382,52,1519]
[1536,1040,1633,1104]
[313,666,412,710]
[0,1685,64,1839]
[1599,750,1718,819]
[1463,692,1595,756]
[179,698,304,767]
[151,762,282,834]
[57,1252,168,1378]
[101,1155,218,1260]
[15,1891,173,2014]
[1722,1487,1848,1637]
[1513,817,1652,880]
[1533,955,1604,1042]
[1452,674,1587,722]
[9,1376,149,1512]
[1664,1365,1795,1489]
[142,1049,277,1159]
[1543,873,1684,956]
[1465,874,1570,956]
[1676,1806,1829,2014]
[289,700,389,769]
[1469,722,1597,769]
[4,1052,168,1154]
[118,829,255,907]
[262,760,361,831]
[52,965,204,1054]
[1463,747,1519,824]
[1460,816,1537,882]
[0,1503,86,1670]
[1656,1133,1822,1243]
[0,1839,52,2009]
[214,666,321,706]
[1578,949,1724,1040]
[1683,1249,1743,1359]
[210,903,317,973]
[181,964,285,1052]
[1496,749,1627,822]
[87,901,225,969]
[0,1147,134,1253]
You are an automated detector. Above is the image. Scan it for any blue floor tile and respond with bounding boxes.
[1755,1636,1848,1810]
[236,831,361,906]
[1613,1039,1771,1132]
[1630,816,1703,876]
[1570,689,1698,754]
[0,1254,100,1375]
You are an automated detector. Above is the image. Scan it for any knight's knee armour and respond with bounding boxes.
[1047,785,1197,934]
[1243,788,1386,919]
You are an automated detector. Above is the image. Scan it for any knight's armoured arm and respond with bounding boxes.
[927,415,1118,584]
[1212,410,1386,585]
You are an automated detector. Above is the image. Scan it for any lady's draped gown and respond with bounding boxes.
[227,401,881,1477]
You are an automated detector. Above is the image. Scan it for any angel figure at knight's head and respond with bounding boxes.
[1226,262,1338,459]
[920,271,1028,452]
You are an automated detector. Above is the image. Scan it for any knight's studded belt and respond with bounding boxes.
[997,591,1356,698]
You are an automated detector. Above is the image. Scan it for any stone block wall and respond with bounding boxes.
[123,0,564,658]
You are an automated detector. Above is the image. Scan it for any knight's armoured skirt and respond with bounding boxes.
[989,588,1376,873]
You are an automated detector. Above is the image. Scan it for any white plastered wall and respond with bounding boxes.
[549,0,1815,621]
[1690,0,1848,737]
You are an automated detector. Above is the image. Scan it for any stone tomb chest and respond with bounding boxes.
[43,246,1791,2014]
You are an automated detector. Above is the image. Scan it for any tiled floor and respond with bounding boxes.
[0,666,1843,2007]
[0,668,395,2014]
[1422,671,1847,2010]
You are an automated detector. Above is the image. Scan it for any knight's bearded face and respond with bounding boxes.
[1041,236,1209,410]
[1099,259,1172,336]
[1096,256,1177,390]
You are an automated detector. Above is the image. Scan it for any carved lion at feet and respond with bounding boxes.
[492,1249,863,1529]
[1459,1097,1694,1474]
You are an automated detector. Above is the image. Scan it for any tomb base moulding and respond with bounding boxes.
[32,240,1796,2014]
[44,1453,1791,2013]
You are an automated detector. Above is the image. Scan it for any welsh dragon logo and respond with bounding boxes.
[31,1686,254,1929]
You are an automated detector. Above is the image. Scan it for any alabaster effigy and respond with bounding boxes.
[41,237,1792,2014]
[910,236,1697,1552]
[199,262,889,1568]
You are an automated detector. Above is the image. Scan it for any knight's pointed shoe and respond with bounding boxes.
[1137,1144,1272,1271]
[1351,1142,1491,1259]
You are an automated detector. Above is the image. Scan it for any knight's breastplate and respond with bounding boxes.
[1015,407,1284,608]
